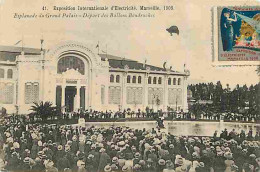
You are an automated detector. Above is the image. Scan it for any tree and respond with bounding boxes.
[30,101,57,121]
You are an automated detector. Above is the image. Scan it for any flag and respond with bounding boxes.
[14,40,22,45]
[96,43,99,48]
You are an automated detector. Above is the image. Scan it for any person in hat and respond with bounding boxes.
[30,140,39,159]
[6,152,20,171]
[19,157,31,171]
[133,152,141,166]
[213,150,226,172]
[104,165,112,172]
[54,145,65,162]
[110,164,119,172]
[98,148,111,172]
[147,148,158,165]
[122,165,131,172]
[71,135,79,154]
[145,158,156,172]
[189,152,200,172]
[111,157,119,165]
[200,149,213,172]
[31,157,44,171]
[194,162,207,172]
[158,159,166,172]
[118,152,126,168]
[163,160,175,172]
[77,160,87,172]
[45,160,58,172]
[88,144,100,171]
[57,154,71,171]
[224,152,235,172]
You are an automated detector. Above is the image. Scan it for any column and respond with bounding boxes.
[164,75,168,111]
[61,85,65,107]
[40,51,45,101]
[143,73,149,109]
[121,72,127,110]
[183,76,188,112]
[75,84,80,111]
[85,86,88,110]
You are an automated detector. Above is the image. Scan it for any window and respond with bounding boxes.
[148,76,152,84]
[7,69,13,79]
[25,82,39,104]
[127,87,143,104]
[57,56,85,75]
[132,76,136,83]
[0,82,14,104]
[0,68,4,78]
[168,78,171,85]
[127,75,131,83]
[108,86,121,104]
[173,78,176,85]
[158,77,162,84]
[178,78,181,85]
[116,75,120,83]
[138,76,142,84]
[153,77,157,84]
[110,74,114,83]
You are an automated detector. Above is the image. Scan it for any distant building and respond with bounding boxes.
[0,41,190,114]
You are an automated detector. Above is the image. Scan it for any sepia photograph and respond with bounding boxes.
[0,0,259,172]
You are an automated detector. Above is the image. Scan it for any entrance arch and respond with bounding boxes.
[48,41,101,112]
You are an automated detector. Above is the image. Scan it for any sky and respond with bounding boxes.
[0,0,259,88]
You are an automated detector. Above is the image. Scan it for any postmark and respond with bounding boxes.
[212,6,260,65]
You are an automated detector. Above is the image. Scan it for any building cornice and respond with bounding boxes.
[109,67,189,76]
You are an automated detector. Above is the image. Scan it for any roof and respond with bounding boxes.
[0,46,182,74]
[0,46,42,62]
[98,54,136,62]
[99,53,180,73]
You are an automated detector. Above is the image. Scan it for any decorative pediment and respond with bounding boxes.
[62,68,82,77]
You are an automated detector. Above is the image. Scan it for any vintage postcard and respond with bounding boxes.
[0,0,259,172]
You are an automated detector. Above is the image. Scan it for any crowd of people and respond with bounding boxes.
[0,115,259,172]
[24,108,258,124]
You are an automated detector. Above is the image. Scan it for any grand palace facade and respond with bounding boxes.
[0,41,190,114]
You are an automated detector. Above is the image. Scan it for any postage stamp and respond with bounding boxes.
[213,6,260,64]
